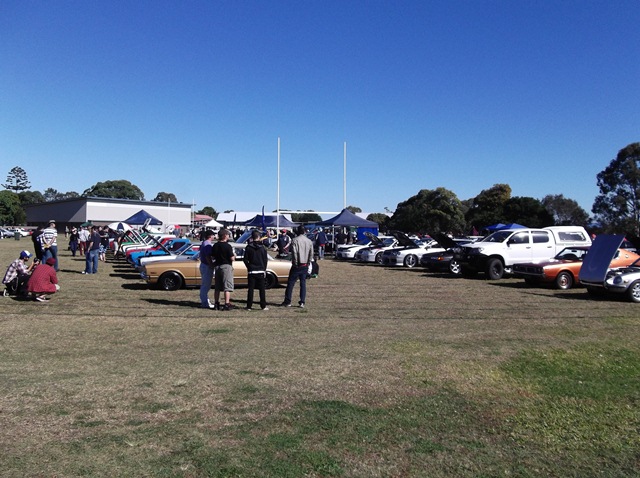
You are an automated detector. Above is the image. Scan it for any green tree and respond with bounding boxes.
[292,211,322,223]
[503,196,554,228]
[153,192,178,202]
[19,190,45,205]
[83,180,145,200]
[43,188,80,202]
[346,205,362,213]
[0,190,26,225]
[388,187,466,234]
[592,142,640,235]
[465,183,512,230]
[542,194,590,226]
[197,206,218,218]
[2,166,31,193]
[366,213,389,225]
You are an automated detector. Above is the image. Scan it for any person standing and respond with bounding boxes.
[40,220,59,271]
[281,225,314,308]
[199,230,216,309]
[315,228,328,260]
[69,227,79,257]
[276,229,291,258]
[31,226,44,262]
[78,226,90,256]
[83,226,101,274]
[212,229,235,311]
[243,229,269,311]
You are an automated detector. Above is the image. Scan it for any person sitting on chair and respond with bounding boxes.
[2,250,36,297]
[27,257,60,302]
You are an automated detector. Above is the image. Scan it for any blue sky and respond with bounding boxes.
[2,1,638,216]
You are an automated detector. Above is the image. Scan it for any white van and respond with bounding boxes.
[459,226,591,279]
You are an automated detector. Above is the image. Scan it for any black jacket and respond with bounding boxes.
[243,241,268,273]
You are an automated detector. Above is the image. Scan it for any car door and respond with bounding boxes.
[507,231,533,264]
[531,230,554,262]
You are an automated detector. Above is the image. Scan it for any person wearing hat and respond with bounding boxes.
[276,228,291,259]
[40,220,59,271]
[27,257,60,302]
[69,227,80,257]
[2,250,36,297]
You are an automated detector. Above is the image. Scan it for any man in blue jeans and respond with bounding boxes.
[281,225,314,308]
[83,226,101,274]
[199,230,216,309]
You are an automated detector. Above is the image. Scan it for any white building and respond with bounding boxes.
[24,197,192,231]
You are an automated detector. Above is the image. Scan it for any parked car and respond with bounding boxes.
[335,232,390,260]
[141,250,292,291]
[354,236,399,264]
[513,246,640,290]
[460,226,591,279]
[0,227,15,238]
[7,227,30,237]
[381,231,444,268]
[128,238,191,266]
[420,234,473,274]
[136,242,201,270]
[580,234,640,302]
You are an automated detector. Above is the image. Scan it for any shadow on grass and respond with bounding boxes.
[144,298,202,308]
[121,283,149,290]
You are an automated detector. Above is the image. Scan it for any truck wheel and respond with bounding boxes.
[555,271,574,290]
[627,280,640,303]
[486,258,504,280]
[158,272,183,291]
[403,254,418,268]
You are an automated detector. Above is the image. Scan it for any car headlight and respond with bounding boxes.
[469,247,483,254]
[613,276,623,285]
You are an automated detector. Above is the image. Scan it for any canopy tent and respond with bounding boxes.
[123,209,163,225]
[244,214,297,229]
[317,209,379,227]
[203,218,224,228]
[484,222,526,232]
[107,221,132,232]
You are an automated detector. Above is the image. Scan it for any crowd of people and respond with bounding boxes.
[4,220,326,307]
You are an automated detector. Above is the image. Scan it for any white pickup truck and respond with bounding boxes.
[459,226,591,279]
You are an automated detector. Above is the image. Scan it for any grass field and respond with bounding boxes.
[1,236,638,477]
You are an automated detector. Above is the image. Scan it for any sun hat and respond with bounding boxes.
[20,250,32,259]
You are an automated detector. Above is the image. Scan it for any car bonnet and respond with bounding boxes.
[579,234,625,283]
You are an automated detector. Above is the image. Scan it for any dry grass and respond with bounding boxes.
[1,236,638,477]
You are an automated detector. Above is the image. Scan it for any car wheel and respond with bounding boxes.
[375,252,383,264]
[486,258,504,280]
[555,271,574,290]
[158,272,183,291]
[449,260,462,275]
[627,280,640,303]
[404,254,418,268]
[265,272,277,289]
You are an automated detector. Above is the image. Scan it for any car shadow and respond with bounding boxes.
[121,283,150,290]
[111,272,142,280]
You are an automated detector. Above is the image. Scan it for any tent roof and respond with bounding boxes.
[203,218,223,228]
[244,214,297,228]
[123,209,163,225]
[317,209,378,227]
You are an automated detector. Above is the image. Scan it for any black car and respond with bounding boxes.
[420,233,472,275]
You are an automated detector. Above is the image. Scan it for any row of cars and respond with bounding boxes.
[115,228,293,291]
[0,227,31,238]
[335,228,640,303]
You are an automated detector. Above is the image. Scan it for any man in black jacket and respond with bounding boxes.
[243,230,269,311]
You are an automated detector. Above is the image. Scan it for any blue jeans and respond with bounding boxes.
[85,249,99,273]
[42,245,59,271]
[284,265,308,305]
[199,263,214,306]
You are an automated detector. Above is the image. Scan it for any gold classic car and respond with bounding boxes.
[141,250,292,291]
